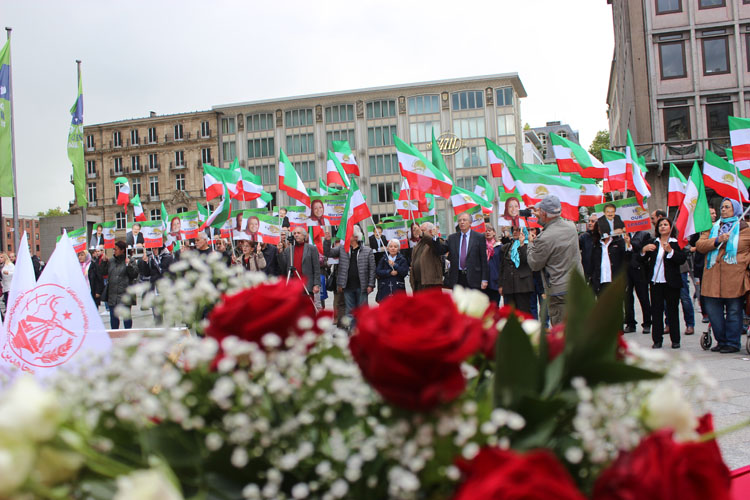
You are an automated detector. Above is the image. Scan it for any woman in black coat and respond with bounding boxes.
[376,239,409,303]
[498,226,534,313]
[639,217,687,349]
[591,222,626,296]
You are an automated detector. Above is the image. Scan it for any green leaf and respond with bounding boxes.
[493,315,540,409]
[577,361,663,385]
[541,355,566,398]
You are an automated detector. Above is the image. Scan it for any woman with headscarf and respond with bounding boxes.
[79,250,104,306]
[697,198,750,354]
[376,239,409,302]
[484,224,502,305]
[498,225,534,313]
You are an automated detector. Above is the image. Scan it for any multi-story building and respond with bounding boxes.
[1,215,41,257]
[530,122,581,164]
[607,0,750,208]
[213,74,526,229]
[523,130,546,164]
[71,110,218,237]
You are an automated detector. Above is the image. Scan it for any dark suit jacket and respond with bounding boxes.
[640,240,686,289]
[592,237,626,292]
[89,233,105,249]
[369,234,388,253]
[446,230,489,289]
[597,215,626,238]
[126,232,145,247]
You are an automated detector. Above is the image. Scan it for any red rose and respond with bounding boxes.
[480,304,535,358]
[350,289,483,411]
[592,420,731,500]
[547,323,566,361]
[454,447,586,500]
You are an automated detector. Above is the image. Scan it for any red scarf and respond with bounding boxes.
[485,239,495,260]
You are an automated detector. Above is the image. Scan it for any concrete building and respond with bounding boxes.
[71,110,219,240]
[530,122,581,164]
[1,215,41,257]
[607,0,750,208]
[213,74,527,230]
[523,130,546,164]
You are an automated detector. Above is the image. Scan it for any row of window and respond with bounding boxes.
[657,28,750,80]
[94,122,211,150]
[656,0,745,15]
[662,100,733,141]
[98,149,213,175]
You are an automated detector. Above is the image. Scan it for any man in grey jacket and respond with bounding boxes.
[324,225,376,323]
[527,195,583,326]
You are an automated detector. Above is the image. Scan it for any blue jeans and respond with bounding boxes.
[109,306,133,330]
[343,288,368,326]
[704,296,743,350]
[679,273,695,328]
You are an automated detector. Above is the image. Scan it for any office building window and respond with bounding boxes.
[115,212,126,229]
[86,160,96,175]
[130,129,139,145]
[176,206,188,214]
[407,95,440,115]
[456,176,481,190]
[699,0,724,8]
[175,151,185,166]
[367,125,397,147]
[659,41,686,79]
[325,105,354,123]
[150,176,159,197]
[174,124,184,140]
[148,153,158,170]
[150,209,160,221]
[176,173,185,191]
[86,134,94,149]
[656,0,681,14]
[370,182,398,203]
[747,34,750,68]
[409,121,440,143]
[366,100,396,119]
[497,115,515,136]
[201,148,212,165]
[285,109,314,127]
[663,106,691,141]
[132,178,141,197]
[248,165,276,185]
[113,131,122,148]
[247,113,274,132]
[326,129,356,150]
[148,127,157,143]
[702,36,729,75]
[285,133,314,154]
[87,183,97,203]
[368,153,399,176]
[706,102,732,138]
[455,146,487,168]
[496,87,514,107]
[223,141,236,162]
[221,117,235,134]
[247,137,275,158]
[451,91,484,110]
[114,157,123,174]
[295,160,316,182]
[200,120,210,137]
[131,155,140,172]
[453,117,486,138]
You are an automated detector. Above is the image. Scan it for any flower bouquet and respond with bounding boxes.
[0,252,735,499]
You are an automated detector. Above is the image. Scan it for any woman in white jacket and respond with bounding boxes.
[0,253,14,313]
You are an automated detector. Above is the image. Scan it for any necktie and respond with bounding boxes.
[460,233,467,270]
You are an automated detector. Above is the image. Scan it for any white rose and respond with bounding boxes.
[0,436,35,497]
[0,376,61,442]
[114,469,183,500]
[32,446,84,485]
[643,379,698,441]
[452,285,489,318]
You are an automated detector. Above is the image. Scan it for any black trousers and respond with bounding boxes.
[650,282,680,345]
[483,288,501,306]
[625,267,651,328]
[503,292,532,313]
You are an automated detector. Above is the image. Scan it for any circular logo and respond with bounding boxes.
[723,174,735,184]
[413,160,428,173]
[689,198,698,210]
[535,185,549,197]
[5,283,89,368]
[436,133,462,156]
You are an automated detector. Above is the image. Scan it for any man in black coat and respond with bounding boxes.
[369,225,388,266]
[624,230,653,333]
[579,214,598,285]
[446,212,489,290]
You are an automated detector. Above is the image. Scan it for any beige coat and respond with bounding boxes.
[696,224,750,298]
[410,237,447,290]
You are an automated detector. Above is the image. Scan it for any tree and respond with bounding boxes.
[588,130,610,162]
[36,207,68,217]
[523,123,531,131]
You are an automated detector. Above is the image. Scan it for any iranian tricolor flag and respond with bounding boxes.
[199,181,232,232]
[204,164,239,201]
[625,130,651,209]
[486,137,519,193]
[131,194,147,222]
[161,203,179,252]
[506,167,581,221]
[319,179,342,196]
[395,135,453,199]
[450,184,492,216]
[668,163,688,207]
[257,214,282,245]
[561,173,603,206]
[729,116,750,176]
[550,133,608,179]
[232,166,267,202]
[279,149,311,206]
[601,149,627,192]
[675,161,712,248]
[474,177,494,214]
[703,149,750,202]
[114,177,130,206]
[336,178,371,250]
[101,221,116,249]
[326,150,351,189]
[431,129,453,180]
[332,140,360,176]
[424,194,436,216]
[457,204,486,233]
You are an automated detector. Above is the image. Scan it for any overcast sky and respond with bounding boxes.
[2,0,614,216]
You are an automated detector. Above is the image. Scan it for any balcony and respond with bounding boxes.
[611,136,731,173]
[149,194,160,202]
[87,170,98,179]
[129,166,144,176]
[86,146,95,152]
[169,161,186,171]
[148,163,161,173]
[110,167,125,177]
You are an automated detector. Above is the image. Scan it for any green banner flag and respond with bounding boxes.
[67,68,86,207]
[0,39,14,197]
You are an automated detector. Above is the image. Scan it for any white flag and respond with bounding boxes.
[0,231,111,377]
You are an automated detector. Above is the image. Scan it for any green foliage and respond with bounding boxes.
[37,206,69,217]
[588,130,610,162]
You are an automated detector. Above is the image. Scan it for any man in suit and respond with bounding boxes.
[126,223,145,248]
[597,203,626,239]
[369,225,388,266]
[90,224,105,249]
[446,211,488,290]
[277,226,321,298]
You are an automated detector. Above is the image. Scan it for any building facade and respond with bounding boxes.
[1,216,41,257]
[530,122,581,164]
[213,74,527,229]
[72,110,219,238]
[607,0,750,208]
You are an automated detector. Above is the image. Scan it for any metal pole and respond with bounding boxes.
[76,60,87,236]
[5,28,20,251]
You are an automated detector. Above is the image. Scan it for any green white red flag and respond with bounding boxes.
[449,184,491,215]
[703,149,750,203]
[550,133,608,179]
[114,177,130,206]
[455,204,485,232]
[233,165,270,203]
[729,116,750,176]
[326,150,351,188]
[336,178,371,250]
[675,161,712,248]
[395,135,453,199]
[668,163,687,207]
[319,179,342,196]
[506,167,581,221]
[256,214,282,245]
[625,130,650,209]
[279,149,310,206]
[332,140,360,176]
[131,194,146,222]
[101,221,116,249]
[203,164,239,201]
[199,181,232,232]
[560,173,603,206]
[473,176,494,214]
[485,137,518,193]
[601,149,627,192]
[431,129,453,180]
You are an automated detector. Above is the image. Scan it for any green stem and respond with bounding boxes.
[699,417,750,442]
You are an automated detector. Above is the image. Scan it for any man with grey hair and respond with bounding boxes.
[527,195,583,325]
[410,221,448,291]
[446,211,488,290]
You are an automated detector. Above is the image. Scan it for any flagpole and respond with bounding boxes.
[75,60,87,237]
[5,28,20,252]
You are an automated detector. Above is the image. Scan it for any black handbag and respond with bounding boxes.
[326,266,337,292]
